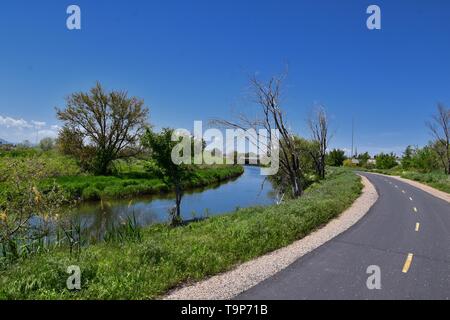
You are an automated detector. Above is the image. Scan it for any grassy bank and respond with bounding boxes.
[0,150,244,201]
[46,165,244,201]
[356,167,450,194]
[400,171,450,193]
[0,149,81,177]
[0,168,362,299]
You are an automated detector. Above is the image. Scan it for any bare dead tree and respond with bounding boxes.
[426,104,450,174]
[211,72,305,198]
[307,106,331,179]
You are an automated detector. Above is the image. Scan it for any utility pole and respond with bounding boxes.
[351,118,354,159]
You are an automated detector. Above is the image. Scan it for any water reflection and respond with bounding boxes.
[70,166,275,235]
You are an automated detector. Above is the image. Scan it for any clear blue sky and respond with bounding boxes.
[1,0,450,155]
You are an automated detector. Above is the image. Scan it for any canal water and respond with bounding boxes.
[71,166,276,235]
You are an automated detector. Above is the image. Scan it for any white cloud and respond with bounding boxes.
[37,129,58,138]
[0,115,32,128]
[0,114,59,144]
[31,120,46,128]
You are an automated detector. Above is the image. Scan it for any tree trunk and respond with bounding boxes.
[175,183,183,223]
[94,151,113,175]
[98,163,109,176]
[291,175,303,198]
[320,156,326,179]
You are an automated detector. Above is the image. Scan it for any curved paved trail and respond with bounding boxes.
[237,173,450,300]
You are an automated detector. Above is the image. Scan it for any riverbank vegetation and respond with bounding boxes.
[0,148,243,267]
[49,162,243,201]
[0,83,246,271]
[0,150,244,202]
[0,79,359,299]
[0,168,362,299]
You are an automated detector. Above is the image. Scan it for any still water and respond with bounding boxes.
[71,166,275,235]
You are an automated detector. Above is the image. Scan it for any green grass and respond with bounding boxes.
[399,171,450,193]
[355,167,450,194]
[0,149,81,177]
[0,150,244,201]
[0,168,362,300]
[43,165,244,201]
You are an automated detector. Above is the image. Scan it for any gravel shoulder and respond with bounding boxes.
[164,175,378,300]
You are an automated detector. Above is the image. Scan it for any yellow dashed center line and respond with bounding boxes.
[413,207,418,213]
[415,223,420,232]
[402,254,414,273]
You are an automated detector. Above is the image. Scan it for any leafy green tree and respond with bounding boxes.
[327,149,347,167]
[401,145,414,169]
[56,127,95,172]
[141,128,193,225]
[375,152,398,169]
[39,137,55,152]
[57,83,149,175]
[411,144,441,172]
[295,137,318,175]
[17,140,32,149]
[357,152,370,166]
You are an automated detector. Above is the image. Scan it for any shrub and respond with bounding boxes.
[81,187,101,201]
[375,152,398,169]
[326,149,347,167]
[343,159,358,168]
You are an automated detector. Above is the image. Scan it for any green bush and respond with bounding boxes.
[81,187,101,201]
[326,149,347,167]
[375,152,398,170]
[343,159,358,168]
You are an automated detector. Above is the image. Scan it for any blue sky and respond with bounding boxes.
[1,0,450,156]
